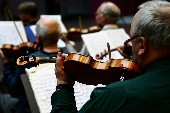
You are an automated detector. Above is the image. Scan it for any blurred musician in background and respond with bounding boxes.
[0,17,70,113]
[18,1,39,42]
[80,1,122,55]
[18,1,38,26]
[51,1,170,113]
[18,1,77,53]
[95,1,120,30]
[30,17,70,57]
[0,51,19,113]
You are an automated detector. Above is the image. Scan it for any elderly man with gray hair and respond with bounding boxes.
[95,1,121,30]
[51,1,170,113]
[32,17,70,56]
[0,17,70,113]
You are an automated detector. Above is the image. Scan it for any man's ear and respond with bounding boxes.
[137,37,148,56]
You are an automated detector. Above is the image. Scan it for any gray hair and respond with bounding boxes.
[133,1,170,47]
[36,17,61,45]
[101,2,121,23]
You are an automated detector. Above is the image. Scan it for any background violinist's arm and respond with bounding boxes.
[61,33,77,53]
[0,49,11,64]
[0,49,26,97]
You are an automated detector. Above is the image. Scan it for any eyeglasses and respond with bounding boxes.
[125,35,141,45]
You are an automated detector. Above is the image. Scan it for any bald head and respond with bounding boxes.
[96,2,120,25]
[36,17,61,46]
[100,2,120,17]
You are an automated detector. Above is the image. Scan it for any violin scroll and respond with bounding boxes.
[95,46,124,60]
[17,55,56,66]
[95,39,133,60]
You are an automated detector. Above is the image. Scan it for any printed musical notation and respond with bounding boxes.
[25,63,105,113]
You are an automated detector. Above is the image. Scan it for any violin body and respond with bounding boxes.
[64,54,142,85]
[1,42,40,58]
[17,53,142,85]
[88,26,101,33]
[66,28,83,41]
[66,26,101,42]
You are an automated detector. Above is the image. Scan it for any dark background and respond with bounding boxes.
[0,0,151,30]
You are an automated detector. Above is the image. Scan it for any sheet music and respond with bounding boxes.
[0,21,28,47]
[81,28,130,61]
[40,15,67,33]
[74,81,105,110]
[26,63,57,113]
[25,63,105,112]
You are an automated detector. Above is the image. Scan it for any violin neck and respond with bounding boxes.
[38,57,56,63]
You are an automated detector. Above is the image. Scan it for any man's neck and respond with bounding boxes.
[102,24,118,30]
[43,45,60,53]
[140,46,170,68]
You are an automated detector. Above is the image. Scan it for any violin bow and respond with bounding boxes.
[78,16,83,30]
[4,2,23,42]
[107,42,111,60]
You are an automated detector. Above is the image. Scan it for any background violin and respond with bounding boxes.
[66,25,101,42]
[17,53,143,85]
[1,42,41,59]
[66,16,101,42]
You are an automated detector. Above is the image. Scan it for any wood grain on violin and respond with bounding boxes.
[17,53,143,85]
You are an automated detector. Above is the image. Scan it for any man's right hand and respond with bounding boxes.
[55,52,74,85]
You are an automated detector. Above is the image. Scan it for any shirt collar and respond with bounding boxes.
[145,57,170,72]
[102,24,118,30]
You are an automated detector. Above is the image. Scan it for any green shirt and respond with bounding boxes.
[51,57,170,113]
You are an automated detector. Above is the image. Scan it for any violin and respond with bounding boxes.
[17,53,143,85]
[88,25,102,33]
[66,26,102,42]
[66,28,86,41]
[1,42,41,59]
[66,16,102,41]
